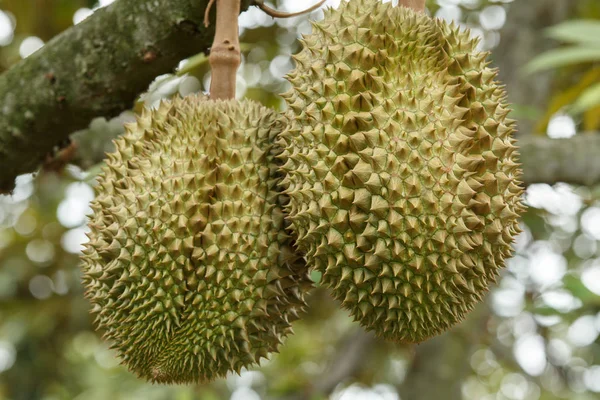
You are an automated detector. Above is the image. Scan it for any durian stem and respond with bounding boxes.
[399,0,426,12]
[209,0,242,100]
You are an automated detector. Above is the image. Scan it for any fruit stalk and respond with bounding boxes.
[400,0,426,12]
[209,0,241,99]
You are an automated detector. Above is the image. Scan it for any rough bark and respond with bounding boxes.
[0,0,251,193]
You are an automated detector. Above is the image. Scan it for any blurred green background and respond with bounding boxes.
[1,0,600,399]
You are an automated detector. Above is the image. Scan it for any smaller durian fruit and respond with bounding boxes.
[279,0,525,343]
[81,95,311,384]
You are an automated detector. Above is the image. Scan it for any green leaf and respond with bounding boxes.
[546,20,600,45]
[176,53,208,77]
[532,305,561,316]
[563,274,598,304]
[570,82,600,114]
[523,47,600,74]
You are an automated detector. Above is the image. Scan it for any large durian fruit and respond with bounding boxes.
[279,0,525,343]
[81,95,310,383]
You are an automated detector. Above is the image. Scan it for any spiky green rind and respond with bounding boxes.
[81,95,311,384]
[279,0,525,343]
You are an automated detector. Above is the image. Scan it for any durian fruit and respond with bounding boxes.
[81,95,311,384]
[279,0,525,343]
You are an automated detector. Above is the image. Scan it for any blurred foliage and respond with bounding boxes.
[527,0,600,133]
[524,19,600,119]
[0,0,95,71]
[1,1,600,400]
[536,68,600,133]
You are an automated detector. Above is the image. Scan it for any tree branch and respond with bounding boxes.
[275,327,378,400]
[518,133,600,186]
[0,0,251,194]
[399,302,491,400]
[1,0,596,192]
[312,328,377,396]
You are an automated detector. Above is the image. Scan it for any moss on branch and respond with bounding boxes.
[0,0,251,193]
